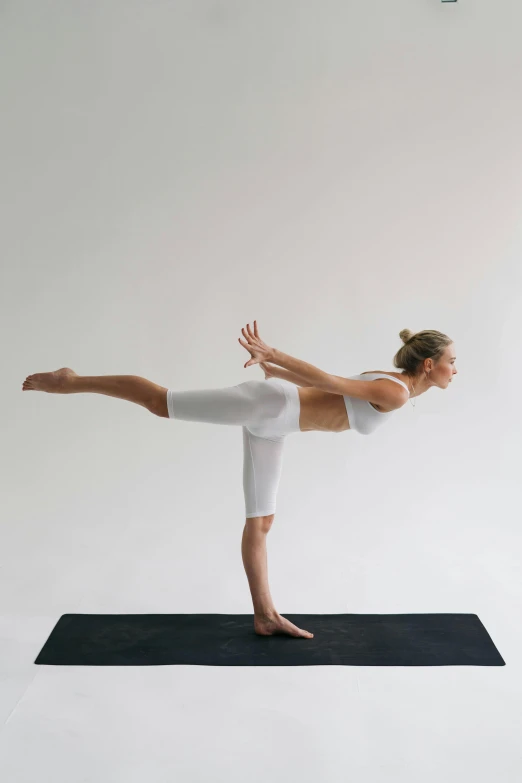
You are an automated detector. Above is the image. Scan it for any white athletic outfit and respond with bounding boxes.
[342,373,410,435]
[166,373,409,518]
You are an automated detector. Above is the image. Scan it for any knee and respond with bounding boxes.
[246,514,275,534]
[150,390,169,418]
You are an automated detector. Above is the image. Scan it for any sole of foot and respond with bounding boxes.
[22,367,77,393]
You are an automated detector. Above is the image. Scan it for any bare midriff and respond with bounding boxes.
[297,387,351,432]
[297,371,407,433]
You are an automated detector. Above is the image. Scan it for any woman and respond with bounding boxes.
[22,322,457,640]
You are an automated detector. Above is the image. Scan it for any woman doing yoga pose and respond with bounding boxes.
[22,323,457,640]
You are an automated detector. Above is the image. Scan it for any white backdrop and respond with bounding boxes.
[1,1,522,781]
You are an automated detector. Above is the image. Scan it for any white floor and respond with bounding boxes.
[1,504,521,782]
[0,618,519,783]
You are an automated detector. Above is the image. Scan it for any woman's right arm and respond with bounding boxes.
[260,362,313,387]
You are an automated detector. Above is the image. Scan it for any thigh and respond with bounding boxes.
[242,427,286,519]
[166,380,286,427]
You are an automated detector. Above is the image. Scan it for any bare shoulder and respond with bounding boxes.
[360,371,409,410]
[326,374,408,408]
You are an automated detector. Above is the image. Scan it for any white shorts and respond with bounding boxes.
[166,379,301,518]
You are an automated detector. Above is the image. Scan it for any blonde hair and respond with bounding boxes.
[393,329,453,375]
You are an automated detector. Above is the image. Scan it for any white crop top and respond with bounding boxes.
[342,373,410,435]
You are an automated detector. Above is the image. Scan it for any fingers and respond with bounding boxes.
[239,322,261,358]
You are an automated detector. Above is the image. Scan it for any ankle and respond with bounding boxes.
[254,609,278,620]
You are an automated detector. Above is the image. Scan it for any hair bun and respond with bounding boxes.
[399,329,414,343]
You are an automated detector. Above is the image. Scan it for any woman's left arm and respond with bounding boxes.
[238,321,333,388]
[269,349,332,389]
[271,350,407,408]
[239,322,390,400]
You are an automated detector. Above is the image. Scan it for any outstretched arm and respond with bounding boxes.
[269,349,335,389]
[261,363,313,387]
[238,323,404,406]
[270,350,407,408]
[238,323,316,387]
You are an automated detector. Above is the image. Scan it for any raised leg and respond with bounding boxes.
[242,515,314,639]
[23,368,313,637]
[22,368,168,416]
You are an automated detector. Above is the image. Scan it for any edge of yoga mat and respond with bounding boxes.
[34,613,506,667]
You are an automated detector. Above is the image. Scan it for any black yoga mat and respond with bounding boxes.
[35,613,505,667]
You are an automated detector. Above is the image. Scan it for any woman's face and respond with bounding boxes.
[434,344,457,387]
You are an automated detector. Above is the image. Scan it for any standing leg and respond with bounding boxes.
[241,515,314,639]
[242,427,313,639]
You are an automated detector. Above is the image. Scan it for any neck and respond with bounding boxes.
[401,370,431,398]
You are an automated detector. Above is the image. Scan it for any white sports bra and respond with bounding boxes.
[342,373,410,435]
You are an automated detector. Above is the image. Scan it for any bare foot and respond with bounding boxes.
[255,612,314,639]
[22,368,77,393]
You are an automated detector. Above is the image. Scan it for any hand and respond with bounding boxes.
[238,321,275,368]
[259,362,275,380]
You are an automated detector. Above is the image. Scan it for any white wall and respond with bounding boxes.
[1,1,522,781]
